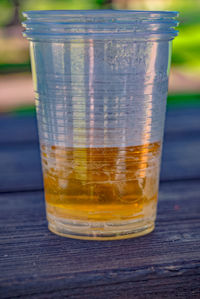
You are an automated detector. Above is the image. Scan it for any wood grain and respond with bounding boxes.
[0,181,200,298]
[0,105,200,298]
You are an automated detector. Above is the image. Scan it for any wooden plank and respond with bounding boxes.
[165,107,200,137]
[0,107,200,145]
[0,180,199,298]
[162,137,200,181]
[0,115,38,145]
[0,106,199,192]
[0,144,43,192]
[0,106,199,190]
[0,133,200,192]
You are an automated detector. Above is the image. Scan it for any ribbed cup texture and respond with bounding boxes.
[22,10,179,238]
[29,40,172,148]
[23,10,178,41]
[22,11,179,150]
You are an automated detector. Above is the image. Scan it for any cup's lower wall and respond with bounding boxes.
[47,212,155,240]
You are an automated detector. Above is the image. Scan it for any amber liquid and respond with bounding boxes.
[42,142,161,222]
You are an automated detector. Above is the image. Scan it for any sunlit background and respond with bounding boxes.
[0,0,200,113]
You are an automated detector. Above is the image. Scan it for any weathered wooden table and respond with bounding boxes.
[0,103,200,298]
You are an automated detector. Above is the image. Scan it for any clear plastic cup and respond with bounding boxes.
[22,10,178,240]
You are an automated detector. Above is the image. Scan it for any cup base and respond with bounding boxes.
[47,212,155,240]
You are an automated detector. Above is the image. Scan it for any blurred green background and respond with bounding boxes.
[0,0,200,113]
